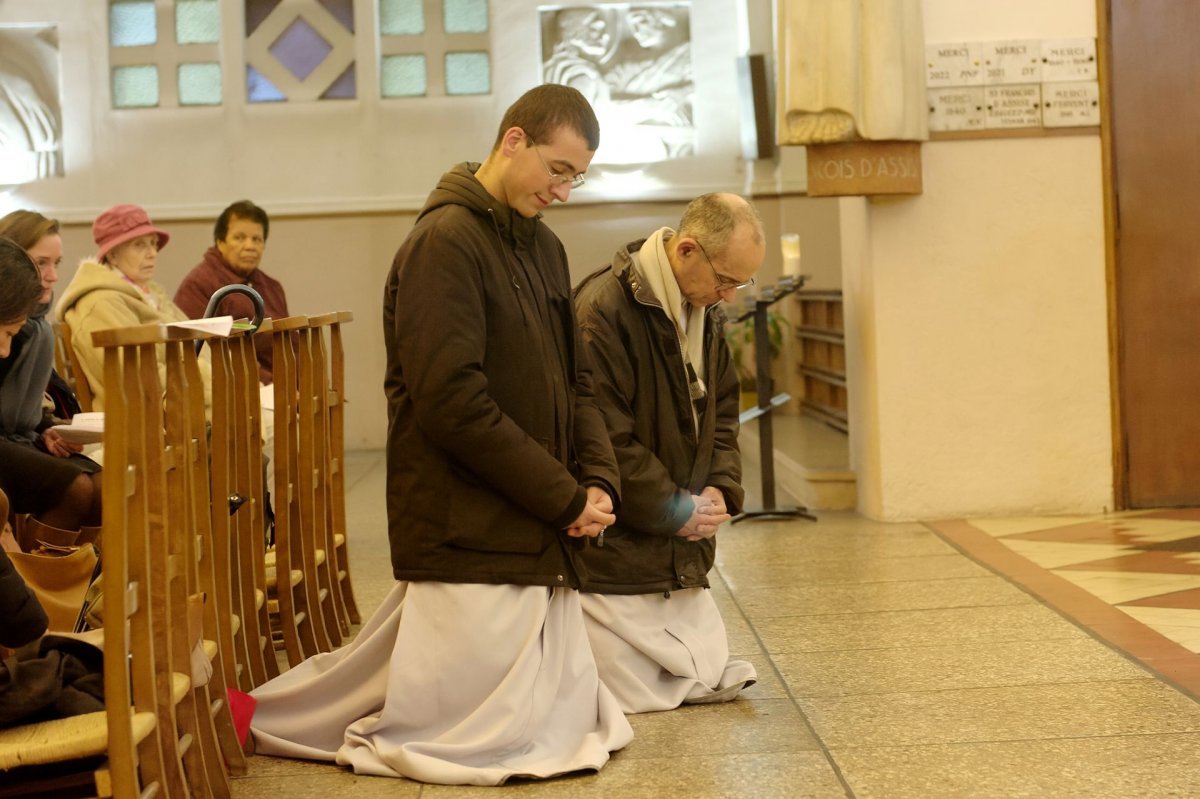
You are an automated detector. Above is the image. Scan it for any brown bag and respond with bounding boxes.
[7,547,98,633]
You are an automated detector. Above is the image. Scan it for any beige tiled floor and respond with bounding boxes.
[231,452,1200,798]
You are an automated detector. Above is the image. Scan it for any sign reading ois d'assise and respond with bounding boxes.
[805,141,923,197]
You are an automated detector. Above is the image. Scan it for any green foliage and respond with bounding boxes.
[725,310,789,388]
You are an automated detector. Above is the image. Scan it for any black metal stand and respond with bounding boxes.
[731,276,817,524]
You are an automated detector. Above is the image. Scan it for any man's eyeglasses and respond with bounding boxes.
[696,240,756,291]
[529,139,586,189]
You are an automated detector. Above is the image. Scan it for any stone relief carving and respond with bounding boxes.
[0,25,63,185]
[541,4,694,164]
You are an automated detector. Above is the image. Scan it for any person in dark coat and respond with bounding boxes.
[573,193,764,712]
[249,85,632,785]
[0,485,47,649]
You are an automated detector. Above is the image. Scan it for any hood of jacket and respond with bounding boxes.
[55,260,147,320]
[418,162,543,249]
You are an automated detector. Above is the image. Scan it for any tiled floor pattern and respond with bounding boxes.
[231,456,1200,797]
[927,509,1200,699]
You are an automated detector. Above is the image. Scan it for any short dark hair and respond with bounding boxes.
[0,209,60,252]
[214,200,270,243]
[678,193,764,260]
[492,84,600,152]
[0,237,44,325]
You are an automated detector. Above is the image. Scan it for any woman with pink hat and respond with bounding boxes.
[56,204,212,412]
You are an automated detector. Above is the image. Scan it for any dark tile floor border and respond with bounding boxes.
[925,518,1200,702]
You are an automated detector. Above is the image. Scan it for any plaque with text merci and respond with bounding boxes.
[1042,81,1099,127]
[928,87,985,132]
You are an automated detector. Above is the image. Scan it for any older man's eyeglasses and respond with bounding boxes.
[696,240,755,291]
[529,139,586,189]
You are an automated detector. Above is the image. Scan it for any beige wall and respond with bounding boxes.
[842,0,1112,520]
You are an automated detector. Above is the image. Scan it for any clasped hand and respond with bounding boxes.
[565,486,615,538]
[675,486,731,541]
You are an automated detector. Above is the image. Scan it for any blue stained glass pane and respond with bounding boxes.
[381,54,426,97]
[176,0,220,44]
[445,51,489,95]
[179,62,222,105]
[380,0,424,35]
[443,0,487,33]
[269,16,333,81]
[112,65,159,107]
[110,0,157,47]
[247,64,286,102]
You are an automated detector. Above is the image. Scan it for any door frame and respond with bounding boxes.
[1097,0,1126,509]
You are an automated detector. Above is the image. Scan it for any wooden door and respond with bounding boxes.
[1109,0,1200,506]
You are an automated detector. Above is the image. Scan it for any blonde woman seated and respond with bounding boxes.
[56,204,212,412]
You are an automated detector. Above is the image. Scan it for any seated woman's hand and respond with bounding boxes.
[40,428,82,458]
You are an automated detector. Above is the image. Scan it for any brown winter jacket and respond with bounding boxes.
[573,240,744,594]
[382,163,619,588]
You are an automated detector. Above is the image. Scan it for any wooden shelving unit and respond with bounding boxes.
[794,290,848,433]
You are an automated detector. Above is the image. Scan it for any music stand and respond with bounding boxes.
[730,276,817,524]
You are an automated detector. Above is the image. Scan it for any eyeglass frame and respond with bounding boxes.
[695,239,756,291]
[527,136,587,189]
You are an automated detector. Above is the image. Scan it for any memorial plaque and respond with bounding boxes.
[1042,81,1100,127]
[928,87,985,132]
[985,84,1041,128]
[806,140,922,197]
[983,40,1041,85]
[1041,38,1097,82]
[926,42,983,88]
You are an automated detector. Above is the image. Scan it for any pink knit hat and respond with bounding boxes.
[93,204,170,262]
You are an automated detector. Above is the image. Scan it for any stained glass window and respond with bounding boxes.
[110,0,157,47]
[176,0,220,44]
[112,65,159,107]
[179,62,222,105]
[380,0,424,35]
[381,54,427,97]
[443,0,487,34]
[445,51,489,95]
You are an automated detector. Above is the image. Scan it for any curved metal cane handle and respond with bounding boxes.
[196,284,265,353]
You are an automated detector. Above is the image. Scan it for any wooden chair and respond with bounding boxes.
[163,326,249,778]
[0,327,166,797]
[314,311,361,626]
[207,328,276,689]
[231,325,281,684]
[294,317,344,645]
[266,316,325,665]
[56,320,94,412]
[120,324,233,797]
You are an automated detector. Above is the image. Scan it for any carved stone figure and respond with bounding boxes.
[777,0,928,144]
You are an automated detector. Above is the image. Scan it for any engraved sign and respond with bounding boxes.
[1042,81,1099,127]
[928,87,985,132]
[1041,38,1097,82]
[926,42,983,88]
[806,141,922,197]
[985,84,1041,129]
[983,40,1041,85]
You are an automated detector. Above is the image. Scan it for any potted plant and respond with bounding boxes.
[724,309,790,409]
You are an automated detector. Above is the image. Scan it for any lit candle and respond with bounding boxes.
[780,233,801,277]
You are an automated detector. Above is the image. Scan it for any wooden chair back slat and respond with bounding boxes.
[324,311,360,624]
[268,316,321,665]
